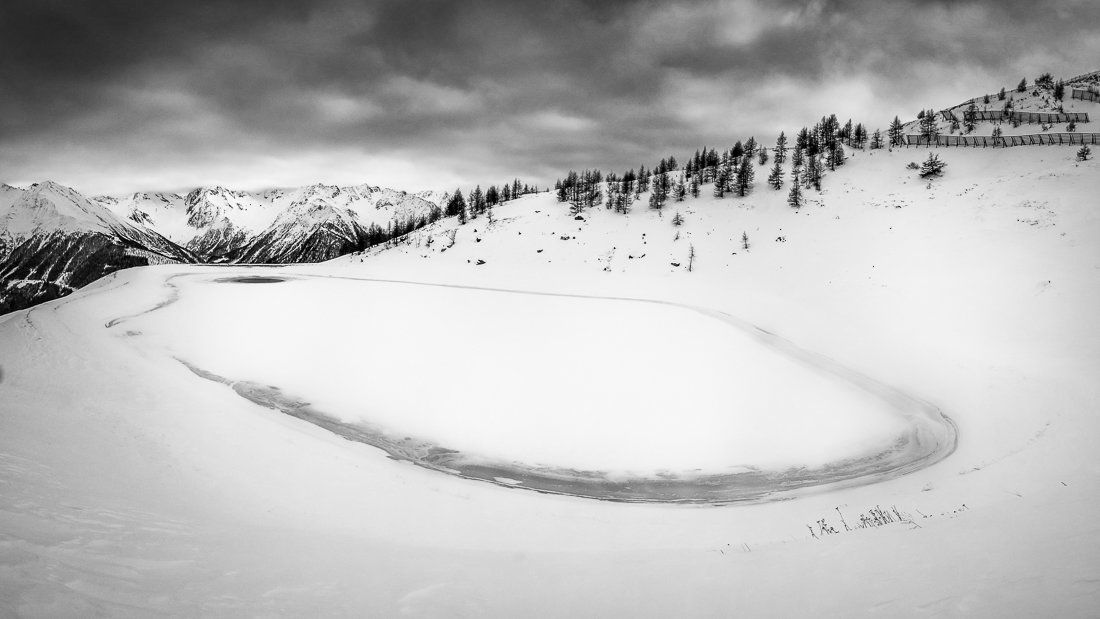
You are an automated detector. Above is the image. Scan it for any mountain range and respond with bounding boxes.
[0,181,443,313]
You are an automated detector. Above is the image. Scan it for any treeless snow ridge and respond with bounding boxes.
[1,146,1099,617]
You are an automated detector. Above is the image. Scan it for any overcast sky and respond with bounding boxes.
[1,0,1096,196]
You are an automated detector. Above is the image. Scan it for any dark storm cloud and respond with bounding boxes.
[1,0,1096,194]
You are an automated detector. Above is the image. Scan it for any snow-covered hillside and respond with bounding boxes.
[1,140,1097,616]
[907,70,1100,137]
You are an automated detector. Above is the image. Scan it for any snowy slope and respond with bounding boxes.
[1,139,1098,617]
[908,72,1100,137]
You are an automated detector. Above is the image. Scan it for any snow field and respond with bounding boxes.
[1,145,1098,616]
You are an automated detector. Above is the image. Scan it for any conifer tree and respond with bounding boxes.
[998,87,1007,100]
[774,132,788,164]
[445,188,466,218]
[767,158,784,190]
[1016,78,1027,92]
[888,116,904,147]
[690,174,700,199]
[705,148,720,181]
[788,174,803,209]
[919,109,939,142]
[827,141,845,171]
[713,153,733,198]
[919,153,947,178]
[870,129,884,150]
[963,102,977,134]
[713,166,728,198]
[469,185,485,218]
[804,154,823,190]
[735,152,755,197]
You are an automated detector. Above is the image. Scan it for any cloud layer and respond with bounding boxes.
[1,0,1096,195]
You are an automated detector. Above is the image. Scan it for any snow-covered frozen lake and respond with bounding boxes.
[102,269,955,503]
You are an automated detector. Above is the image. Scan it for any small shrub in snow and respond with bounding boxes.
[671,211,684,226]
[906,161,920,170]
[1078,145,1092,162]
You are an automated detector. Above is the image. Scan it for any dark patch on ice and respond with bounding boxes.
[215,276,287,284]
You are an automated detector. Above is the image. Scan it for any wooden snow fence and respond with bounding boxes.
[941,109,1088,124]
[905,133,1100,147]
[1002,133,1100,146]
[1072,89,1100,103]
[1011,111,1089,124]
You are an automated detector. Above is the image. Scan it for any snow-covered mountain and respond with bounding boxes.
[234,189,370,264]
[97,182,441,263]
[0,181,195,314]
[0,181,443,313]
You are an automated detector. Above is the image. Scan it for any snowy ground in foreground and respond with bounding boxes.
[1,146,1099,617]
